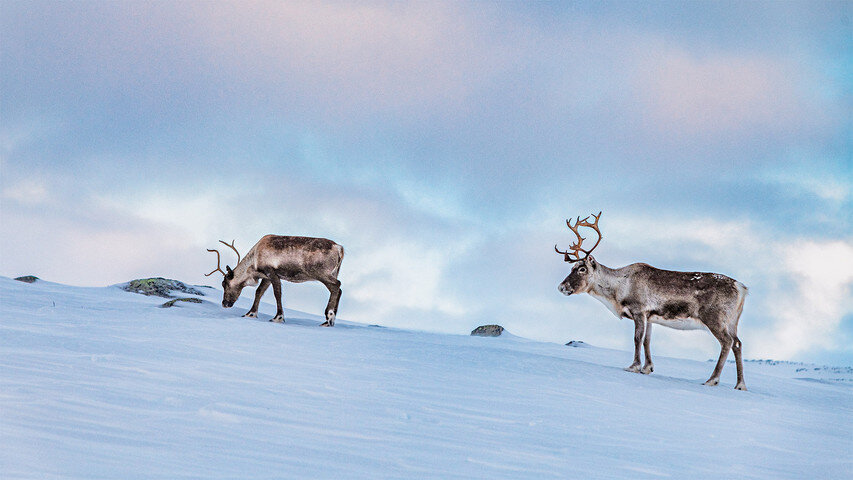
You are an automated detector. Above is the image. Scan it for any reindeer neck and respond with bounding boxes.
[233,249,257,280]
[588,261,620,299]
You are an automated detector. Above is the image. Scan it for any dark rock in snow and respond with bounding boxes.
[122,278,205,298]
[471,325,504,337]
[160,298,204,308]
[14,275,39,283]
[565,340,587,347]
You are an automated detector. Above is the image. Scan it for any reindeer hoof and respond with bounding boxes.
[703,378,720,386]
[319,321,334,327]
[270,316,285,323]
[735,383,747,391]
[243,312,257,318]
[624,365,642,373]
[641,364,654,374]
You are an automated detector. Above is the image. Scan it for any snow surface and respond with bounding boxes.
[1,276,851,479]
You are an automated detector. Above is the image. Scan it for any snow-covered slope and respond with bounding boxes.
[1,276,850,479]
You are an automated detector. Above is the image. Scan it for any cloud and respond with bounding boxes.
[761,167,851,204]
[631,46,835,143]
[166,1,499,126]
[2,179,49,206]
[0,199,198,286]
[761,241,853,358]
[4,1,844,186]
[345,240,470,318]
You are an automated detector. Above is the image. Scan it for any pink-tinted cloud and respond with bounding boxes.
[181,1,502,122]
[631,46,834,140]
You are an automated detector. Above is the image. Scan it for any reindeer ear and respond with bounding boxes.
[587,256,596,268]
[226,265,233,274]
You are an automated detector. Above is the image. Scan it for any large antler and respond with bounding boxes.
[205,239,241,277]
[219,239,241,265]
[555,211,602,262]
[205,249,226,277]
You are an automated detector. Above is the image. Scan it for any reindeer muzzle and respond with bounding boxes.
[222,300,234,308]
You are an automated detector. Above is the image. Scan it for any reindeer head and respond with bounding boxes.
[556,212,602,296]
[205,239,247,308]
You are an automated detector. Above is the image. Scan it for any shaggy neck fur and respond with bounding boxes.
[588,262,621,298]
[584,262,627,319]
[231,246,259,283]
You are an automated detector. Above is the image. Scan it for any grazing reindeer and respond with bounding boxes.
[206,235,344,327]
[555,213,748,390]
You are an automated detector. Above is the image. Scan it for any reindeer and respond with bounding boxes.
[206,235,344,327]
[555,213,748,390]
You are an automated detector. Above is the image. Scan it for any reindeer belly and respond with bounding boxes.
[648,315,707,331]
[279,271,314,283]
[268,266,314,283]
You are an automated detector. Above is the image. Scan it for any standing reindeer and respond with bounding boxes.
[206,235,344,327]
[555,213,748,390]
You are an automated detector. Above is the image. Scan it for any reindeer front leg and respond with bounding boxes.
[642,321,654,374]
[243,278,270,318]
[624,313,646,373]
[269,274,285,323]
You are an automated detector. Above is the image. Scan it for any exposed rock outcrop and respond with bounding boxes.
[471,325,504,337]
[122,278,205,298]
[160,298,204,308]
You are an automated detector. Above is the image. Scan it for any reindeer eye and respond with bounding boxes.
[578,266,587,274]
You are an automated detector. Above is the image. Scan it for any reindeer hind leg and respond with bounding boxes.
[269,275,285,323]
[732,335,747,390]
[320,278,341,327]
[704,318,733,386]
[732,285,748,391]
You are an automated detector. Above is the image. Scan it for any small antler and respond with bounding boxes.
[205,249,226,277]
[219,239,241,265]
[556,211,603,262]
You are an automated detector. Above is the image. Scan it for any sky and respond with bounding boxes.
[2,1,851,365]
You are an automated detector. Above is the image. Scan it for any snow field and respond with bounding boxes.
[1,277,851,479]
